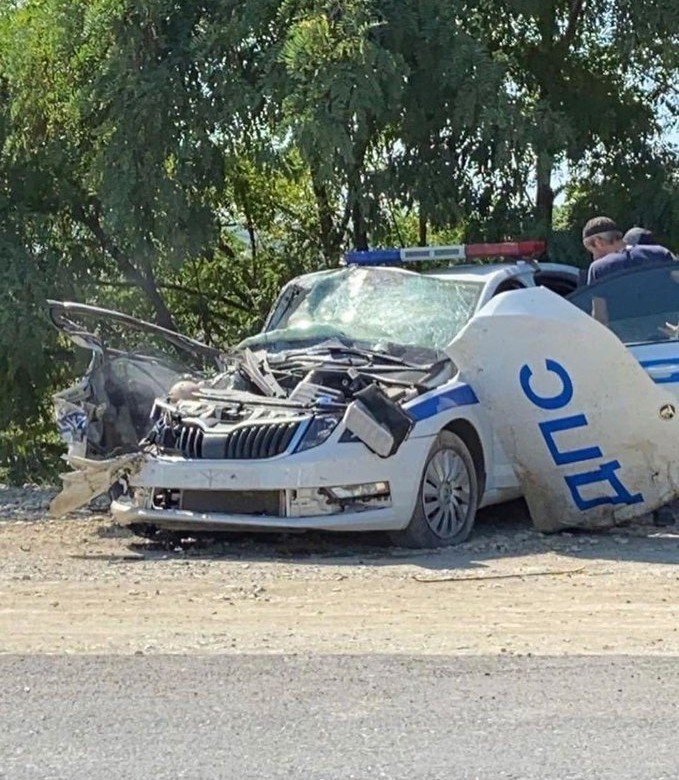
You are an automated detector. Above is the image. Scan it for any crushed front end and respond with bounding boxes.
[112,346,448,534]
[49,267,469,535]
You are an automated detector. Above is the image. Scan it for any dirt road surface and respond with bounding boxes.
[2,493,679,778]
[2,499,678,656]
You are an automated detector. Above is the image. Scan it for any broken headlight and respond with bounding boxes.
[324,482,390,501]
[295,414,340,453]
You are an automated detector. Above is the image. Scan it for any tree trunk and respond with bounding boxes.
[535,151,554,235]
[134,271,179,332]
[533,4,558,238]
[76,205,178,331]
[348,137,371,251]
[352,198,368,250]
[311,179,340,263]
[418,209,427,246]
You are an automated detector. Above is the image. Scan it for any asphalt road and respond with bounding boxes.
[1,654,678,780]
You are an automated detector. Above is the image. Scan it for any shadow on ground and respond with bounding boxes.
[87,498,679,571]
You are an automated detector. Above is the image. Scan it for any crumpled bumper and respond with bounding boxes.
[111,498,407,533]
[113,434,434,533]
[50,453,144,517]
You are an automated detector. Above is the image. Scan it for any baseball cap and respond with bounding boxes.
[623,227,654,245]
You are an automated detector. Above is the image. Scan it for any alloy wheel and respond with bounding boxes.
[421,448,472,539]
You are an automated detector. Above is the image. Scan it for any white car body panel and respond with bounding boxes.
[447,287,678,531]
[53,259,677,538]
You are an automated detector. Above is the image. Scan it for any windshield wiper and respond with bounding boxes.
[291,344,431,370]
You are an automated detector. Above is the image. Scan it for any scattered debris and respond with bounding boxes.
[49,453,144,517]
[413,566,587,583]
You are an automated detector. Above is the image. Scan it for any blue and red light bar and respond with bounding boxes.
[344,240,546,266]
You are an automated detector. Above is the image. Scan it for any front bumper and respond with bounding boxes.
[112,499,407,533]
[114,435,434,533]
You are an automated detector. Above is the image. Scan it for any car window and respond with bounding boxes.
[493,278,527,296]
[534,271,580,297]
[567,264,679,345]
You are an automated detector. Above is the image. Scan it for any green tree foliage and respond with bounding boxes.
[0,0,229,330]
[468,0,679,232]
[558,145,678,260]
[0,0,676,481]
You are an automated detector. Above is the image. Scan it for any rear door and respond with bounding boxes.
[567,264,679,400]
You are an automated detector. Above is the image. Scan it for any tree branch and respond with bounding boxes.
[217,237,236,259]
[561,0,586,51]
[93,280,254,315]
[73,202,178,331]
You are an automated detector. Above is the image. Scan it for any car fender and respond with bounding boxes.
[402,380,506,493]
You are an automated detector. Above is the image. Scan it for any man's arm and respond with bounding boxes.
[591,296,609,325]
[586,260,600,285]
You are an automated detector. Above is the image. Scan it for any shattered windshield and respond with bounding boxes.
[250,267,483,353]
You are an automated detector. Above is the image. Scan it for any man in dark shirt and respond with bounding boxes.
[582,216,675,284]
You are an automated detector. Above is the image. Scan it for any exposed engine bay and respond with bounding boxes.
[146,345,452,463]
[50,300,453,472]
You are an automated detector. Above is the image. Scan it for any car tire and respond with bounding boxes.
[390,430,479,549]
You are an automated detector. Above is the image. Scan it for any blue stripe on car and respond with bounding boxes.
[654,375,679,384]
[639,357,679,385]
[407,384,479,421]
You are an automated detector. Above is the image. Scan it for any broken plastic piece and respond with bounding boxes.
[343,384,414,458]
[50,453,144,516]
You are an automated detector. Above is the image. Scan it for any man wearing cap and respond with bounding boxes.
[582,216,675,284]
[623,226,655,246]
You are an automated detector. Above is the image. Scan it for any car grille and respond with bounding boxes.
[177,424,204,458]
[176,420,301,460]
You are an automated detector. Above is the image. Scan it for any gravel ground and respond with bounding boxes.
[0,485,56,519]
[1,488,678,778]
[0,485,112,520]
[1,490,678,656]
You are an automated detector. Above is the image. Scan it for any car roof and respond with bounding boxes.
[425,261,579,283]
[289,261,579,288]
[425,262,532,283]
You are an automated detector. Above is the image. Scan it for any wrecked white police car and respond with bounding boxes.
[51,242,679,546]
